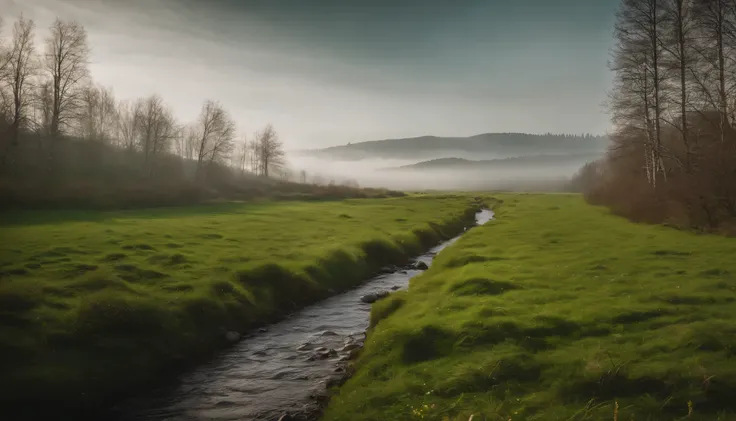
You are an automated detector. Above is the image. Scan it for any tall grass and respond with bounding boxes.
[0,195,479,420]
[322,194,736,421]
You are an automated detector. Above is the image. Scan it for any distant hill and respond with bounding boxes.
[387,153,601,171]
[300,133,609,161]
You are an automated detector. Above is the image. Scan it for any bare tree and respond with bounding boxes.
[343,179,360,188]
[0,13,310,209]
[0,17,11,123]
[32,80,52,134]
[44,19,89,137]
[691,0,736,141]
[136,94,176,174]
[233,135,249,174]
[76,84,117,143]
[585,0,736,229]
[3,16,37,168]
[610,0,668,187]
[174,124,198,161]
[277,166,293,181]
[661,0,696,168]
[248,138,261,174]
[193,100,235,178]
[299,169,307,183]
[254,124,284,177]
[116,99,141,151]
[0,16,7,72]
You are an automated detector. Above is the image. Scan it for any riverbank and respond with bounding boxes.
[0,195,480,420]
[113,209,493,421]
[322,193,736,421]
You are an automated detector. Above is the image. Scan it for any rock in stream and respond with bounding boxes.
[360,290,390,303]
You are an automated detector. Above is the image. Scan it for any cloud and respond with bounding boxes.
[2,0,617,148]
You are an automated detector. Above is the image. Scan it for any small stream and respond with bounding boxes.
[118,209,494,421]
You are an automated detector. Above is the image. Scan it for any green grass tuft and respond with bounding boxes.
[370,294,406,328]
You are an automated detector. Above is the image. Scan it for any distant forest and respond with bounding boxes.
[304,133,609,161]
[0,16,371,209]
[390,152,603,171]
[572,0,736,232]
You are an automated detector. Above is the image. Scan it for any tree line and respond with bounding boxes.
[0,15,288,185]
[576,0,736,231]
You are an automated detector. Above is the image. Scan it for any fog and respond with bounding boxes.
[289,155,589,191]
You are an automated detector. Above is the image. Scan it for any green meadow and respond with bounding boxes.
[0,195,478,418]
[323,194,736,421]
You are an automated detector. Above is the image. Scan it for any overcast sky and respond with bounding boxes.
[2,0,619,149]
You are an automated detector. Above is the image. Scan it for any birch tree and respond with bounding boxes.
[174,124,198,161]
[233,135,249,174]
[248,139,261,174]
[586,0,736,227]
[254,124,284,177]
[690,0,736,141]
[193,100,235,177]
[611,0,668,187]
[661,0,696,168]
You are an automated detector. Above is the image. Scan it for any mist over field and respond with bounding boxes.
[289,154,590,191]
[289,133,608,190]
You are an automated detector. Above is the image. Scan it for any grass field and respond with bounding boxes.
[322,194,736,421]
[0,195,479,418]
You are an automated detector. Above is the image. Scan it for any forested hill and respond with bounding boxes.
[299,133,609,161]
[387,152,603,171]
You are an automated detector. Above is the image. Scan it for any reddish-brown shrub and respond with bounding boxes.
[579,113,736,231]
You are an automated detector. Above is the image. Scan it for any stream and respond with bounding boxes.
[117,209,494,421]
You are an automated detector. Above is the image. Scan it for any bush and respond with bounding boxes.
[576,114,736,232]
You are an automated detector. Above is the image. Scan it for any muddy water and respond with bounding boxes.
[119,209,494,421]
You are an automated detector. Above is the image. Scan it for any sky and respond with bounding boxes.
[1,0,619,149]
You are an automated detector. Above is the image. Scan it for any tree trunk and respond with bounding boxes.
[676,0,690,170]
[717,6,727,142]
[651,0,665,183]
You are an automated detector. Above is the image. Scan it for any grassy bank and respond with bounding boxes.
[0,195,479,419]
[323,194,736,421]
